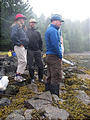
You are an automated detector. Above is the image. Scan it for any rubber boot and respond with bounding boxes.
[50,84,59,97]
[29,68,34,84]
[38,68,43,82]
[29,68,34,79]
[45,83,50,91]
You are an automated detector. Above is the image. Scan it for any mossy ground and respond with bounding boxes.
[59,75,90,119]
[0,54,90,119]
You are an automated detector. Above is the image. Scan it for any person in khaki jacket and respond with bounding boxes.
[11,13,29,82]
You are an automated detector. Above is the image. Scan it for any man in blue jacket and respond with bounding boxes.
[45,14,64,96]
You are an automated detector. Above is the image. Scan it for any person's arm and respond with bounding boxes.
[38,32,43,51]
[61,36,63,45]
[11,25,22,46]
[50,30,62,59]
[59,28,64,55]
[61,36,64,55]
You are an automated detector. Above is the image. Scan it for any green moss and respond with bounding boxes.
[60,96,88,119]
[59,74,89,119]
[0,86,34,119]
[0,55,90,119]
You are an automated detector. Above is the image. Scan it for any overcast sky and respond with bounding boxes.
[24,0,90,21]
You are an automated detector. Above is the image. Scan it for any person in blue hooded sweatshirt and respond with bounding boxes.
[11,14,29,82]
[45,14,64,96]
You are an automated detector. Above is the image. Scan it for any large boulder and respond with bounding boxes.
[76,90,90,105]
[0,98,11,106]
[0,57,17,76]
[5,113,25,120]
[44,105,69,120]
[24,91,52,110]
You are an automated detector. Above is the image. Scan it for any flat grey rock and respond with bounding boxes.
[5,113,25,120]
[44,105,69,120]
[25,91,52,110]
[52,94,60,101]
[76,90,90,105]
[37,91,52,101]
[24,109,33,120]
[27,83,38,93]
[25,98,51,110]
[0,97,10,106]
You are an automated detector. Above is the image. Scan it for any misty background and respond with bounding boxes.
[0,0,90,53]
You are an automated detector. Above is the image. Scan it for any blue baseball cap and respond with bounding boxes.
[51,14,64,22]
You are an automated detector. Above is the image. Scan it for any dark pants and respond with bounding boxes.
[27,50,43,80]
[46,55,62,85]
[45,55,62,96]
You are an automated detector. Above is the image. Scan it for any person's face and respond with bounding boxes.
[29,22,36,28]
[19,19,25,25]
[56,20,62,27]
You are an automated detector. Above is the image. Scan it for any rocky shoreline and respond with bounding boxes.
[0,55,90,119]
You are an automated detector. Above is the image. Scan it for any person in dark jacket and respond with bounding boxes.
[45,14,64,96]
[27,18,43,83]
[11,13,29,82]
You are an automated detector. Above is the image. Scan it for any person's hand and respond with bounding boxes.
[20,45,23,47]
[59,59,62,63]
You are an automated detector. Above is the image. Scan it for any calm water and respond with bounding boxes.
[79,59,90,69]
[66,52,90,70]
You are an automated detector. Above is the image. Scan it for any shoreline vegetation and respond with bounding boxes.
[0,52,90,119]
[0,51,90,55]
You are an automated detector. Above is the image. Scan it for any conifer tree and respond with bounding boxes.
[0,0,32,50]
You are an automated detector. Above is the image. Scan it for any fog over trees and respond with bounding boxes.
[0,0,90,53]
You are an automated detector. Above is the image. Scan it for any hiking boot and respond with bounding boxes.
[31,79,35,83]
[45,83,50,91]
[50,84,59,97]
[14,75,26,82]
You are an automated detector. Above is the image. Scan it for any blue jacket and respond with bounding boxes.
[11,24,29,49]
[45,24,62,59]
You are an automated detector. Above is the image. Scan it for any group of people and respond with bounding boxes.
[11,13,64,96]
[11,14,43,83]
